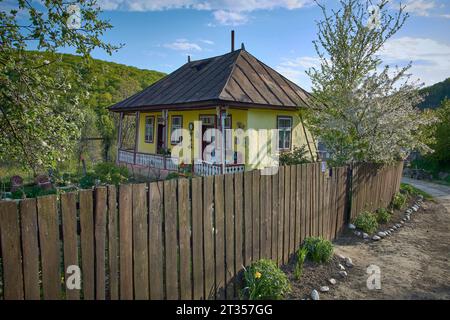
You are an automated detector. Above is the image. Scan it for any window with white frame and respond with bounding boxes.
[170,115,183,144]
[277,116,292,150]
[145,116,154,143]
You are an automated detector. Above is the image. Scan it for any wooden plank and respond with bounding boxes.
[164,179,179,300]
[243,171,252,266]
[295,165,301,248]
[265,173,272,259]
[37,195,60,300]
[148,182,164,299]
[132,183,149,300]
[277,166,285,266]
[318,164,323,237]
[203,176,215,299]
[19,199,40,300]
[283,166,290,264]
[107,185,119,300]
[234,173,244,293]
[252,170,260,261]
[224,174,235,299]
[289,165,296,255]
[271,171,279,261]
[118,184,133,300]
[0,201,24,300]
[259,174,267,259]
[214,175,225,299]
[60,193,80,300]
[299,164,306,243]
[191,178,204,300]
[178,179,192,300]
[79,190,95,300]
[95,187,107,300]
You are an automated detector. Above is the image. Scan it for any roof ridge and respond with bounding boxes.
[217,49,244,101]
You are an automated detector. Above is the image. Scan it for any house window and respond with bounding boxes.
[145,116,154,143]
[277,116,292,150]
[171,115,183,144]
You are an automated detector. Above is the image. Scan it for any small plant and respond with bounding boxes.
[241,259,290,300]
[294,247,308,280]
[376,208,392,224]
[400,183,433,200]
[392,192,407,210]
[279,146,310,166]
[302,237,333,263]
[354,211,378,234]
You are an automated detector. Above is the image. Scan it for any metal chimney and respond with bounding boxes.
[231,30,235,52]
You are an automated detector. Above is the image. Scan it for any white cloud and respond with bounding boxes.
[98,0,314,25]
[399,0,436,17]
[441,14,450,19]
[275,56,320,89]
[163,39,202,51]
[213,10,248,26]
[379,37,450,86]
[200,39,214,45]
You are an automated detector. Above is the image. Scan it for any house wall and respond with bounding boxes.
[246,109,316,170]
[136,107,316,168]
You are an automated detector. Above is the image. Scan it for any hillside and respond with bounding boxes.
[419,78,450,109]
[24,50,166,163]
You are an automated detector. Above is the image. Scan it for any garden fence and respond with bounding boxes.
[0,162,403,300]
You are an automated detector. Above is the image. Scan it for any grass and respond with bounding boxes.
[400,183,433,201]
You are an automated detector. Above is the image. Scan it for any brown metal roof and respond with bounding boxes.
[109,49,313,112]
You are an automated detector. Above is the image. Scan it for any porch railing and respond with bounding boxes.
[119,149,245,176]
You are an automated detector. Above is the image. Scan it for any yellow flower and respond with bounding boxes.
[255,271,262,279]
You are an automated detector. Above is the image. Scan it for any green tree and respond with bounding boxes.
[0,0,120,174]
[306,0,436,165]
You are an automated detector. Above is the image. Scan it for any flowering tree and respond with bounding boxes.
[0,0,120,174]
[306,0,436,165]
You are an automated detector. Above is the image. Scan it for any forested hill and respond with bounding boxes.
[24,50,166,162]
[419,78,450,109]
[26,50,166,109]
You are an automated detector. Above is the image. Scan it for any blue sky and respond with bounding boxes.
[9,0,450,90]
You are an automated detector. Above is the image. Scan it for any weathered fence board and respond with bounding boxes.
[20,199,40,300]
[0,162,403,301]
[60,193,80,300]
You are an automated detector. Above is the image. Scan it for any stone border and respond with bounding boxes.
[348,195,424,242]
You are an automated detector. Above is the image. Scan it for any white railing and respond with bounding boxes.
[193,161,245,176]
[224,165,245,174]
[136,152,165,169]
[166,157,179,171]
[194,161,222,176]
[118,149,134,164]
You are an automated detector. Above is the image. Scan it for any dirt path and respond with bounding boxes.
[329,179,450,300]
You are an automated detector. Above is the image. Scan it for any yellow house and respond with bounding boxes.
[109,44,317,176]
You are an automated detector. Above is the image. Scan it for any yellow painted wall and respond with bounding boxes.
[136,107,316,168]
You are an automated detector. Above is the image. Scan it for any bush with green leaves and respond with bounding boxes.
[279,146,311,166]
[392,192,407,210]
[294,247,308,280]
[11,185,57,199]
[302,237,333,263]
[79,163,130,189]
[376,208,392,224]
[242,259,290,300]
[353,211,378,234]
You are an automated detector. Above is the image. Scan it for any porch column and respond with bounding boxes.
[134,111,140,165]
[116,112,124,165]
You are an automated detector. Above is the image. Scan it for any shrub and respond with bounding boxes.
[302,237,333,263]
[392,192,407,210]
[376,208,392,224]
[400,183,433,200]
[279,146,310,166]
[353,211,378,234]
[93,162,129,185]
[294,247,308,280]
[242,259,290,300]
[11,185,57,199]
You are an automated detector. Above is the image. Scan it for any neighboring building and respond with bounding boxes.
[109,38,317,176]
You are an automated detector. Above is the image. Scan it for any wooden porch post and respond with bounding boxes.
[134,111,140,165]
[116,112,124,164]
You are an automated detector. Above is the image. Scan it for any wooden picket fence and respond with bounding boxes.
[349,162,404,221]
[0,162,402,300]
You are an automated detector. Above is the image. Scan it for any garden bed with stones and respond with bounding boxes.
[284,255,354,300]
